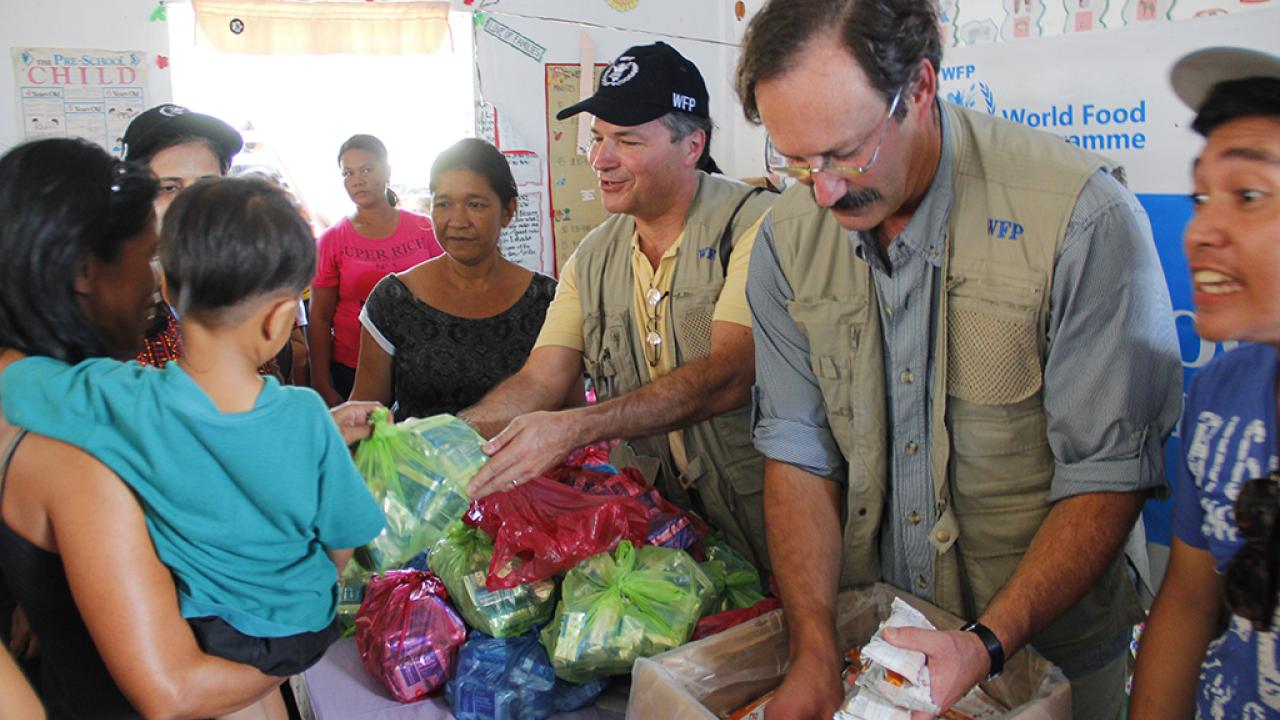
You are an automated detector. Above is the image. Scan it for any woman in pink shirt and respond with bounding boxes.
[309,134,442,406]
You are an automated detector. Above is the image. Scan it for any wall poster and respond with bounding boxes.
[13,47,149,154]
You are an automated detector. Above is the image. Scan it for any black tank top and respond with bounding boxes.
[0,430,140,719]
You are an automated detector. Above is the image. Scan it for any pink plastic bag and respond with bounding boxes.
[355,570,467,702]
[464,476,649,590]
[548,464,710,556]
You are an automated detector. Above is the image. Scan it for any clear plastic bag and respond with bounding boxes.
[429,521,556,638]
[540,541,716,683]
[355,569,468,702]
[352,410,485,571]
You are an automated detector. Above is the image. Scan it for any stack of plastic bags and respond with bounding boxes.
[355,570,468,702]
[445,631,606,720]
[541,540,716,682]
[429,521,556,638]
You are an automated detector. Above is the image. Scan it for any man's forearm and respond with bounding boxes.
[566,351,750,447]
[765,459,845,665]
[459,370,567,439]
[980,490,1145,655]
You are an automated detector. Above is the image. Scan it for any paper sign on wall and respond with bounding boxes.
[13,48,149,154]
[503,150,543,186]
[499,192,543,271]
[545,64,608,274]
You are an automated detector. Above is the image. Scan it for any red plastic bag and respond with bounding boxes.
[355,570,467,702]
[464,476,649,590]
[691,596,783,641]
[548,464,710,555]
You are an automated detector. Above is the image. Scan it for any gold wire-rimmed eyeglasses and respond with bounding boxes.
[644,286,670,368]
[766,87,904,182]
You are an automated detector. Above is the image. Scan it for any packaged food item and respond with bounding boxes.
[445,631,607,720]
[353,410,483,571]
[355,570,468,702]
[835,598,1006,720]
[429,521,555,638]
[540,541,716,683]
[700,536,767,613]
[465,476,649,590]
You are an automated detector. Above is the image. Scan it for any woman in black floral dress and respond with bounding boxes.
[351,139,556,419]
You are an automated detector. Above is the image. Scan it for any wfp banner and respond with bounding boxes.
[939,9,1279,545]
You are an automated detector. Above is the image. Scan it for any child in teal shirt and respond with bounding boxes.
[1,177,385,682]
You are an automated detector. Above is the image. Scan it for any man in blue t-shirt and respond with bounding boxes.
[1130,47,1280,719]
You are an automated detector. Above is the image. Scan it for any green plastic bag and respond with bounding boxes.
[540,541,716,683]
[336,559,374,637]
[701,536,767,613]
[429,521,556,638]
[352,410,486,572]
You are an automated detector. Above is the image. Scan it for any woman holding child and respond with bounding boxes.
[0,138,384,719]
[351,138,556,419]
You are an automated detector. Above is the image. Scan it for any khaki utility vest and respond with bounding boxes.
[770,103,1139,673]
[575,172,776,570]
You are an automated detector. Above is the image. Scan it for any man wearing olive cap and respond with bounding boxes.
[460,42,776,571]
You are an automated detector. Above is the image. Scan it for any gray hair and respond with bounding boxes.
[658,111,720,173]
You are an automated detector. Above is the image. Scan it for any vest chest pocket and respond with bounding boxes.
[946,272,1046,406]
[582,311,643,401]
[671,283,723,362]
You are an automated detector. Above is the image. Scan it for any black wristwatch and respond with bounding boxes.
[961,621,1005,681]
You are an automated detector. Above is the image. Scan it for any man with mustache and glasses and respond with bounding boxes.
[459,42,776,572]
[736,1,1180,718]
[1130,47,1280,720]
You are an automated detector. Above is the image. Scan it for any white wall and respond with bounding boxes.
[1,0,171,152]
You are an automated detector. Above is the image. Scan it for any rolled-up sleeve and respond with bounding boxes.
[1044,170,1182,501]
[746,213,846,481]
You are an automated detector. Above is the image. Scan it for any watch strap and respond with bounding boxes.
[961,621,1005,681]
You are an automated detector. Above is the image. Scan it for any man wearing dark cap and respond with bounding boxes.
[1130,46,1280,720]
[460,42,776,571]
[122,104,243,368]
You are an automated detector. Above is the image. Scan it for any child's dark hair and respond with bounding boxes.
[161,176,315,326]
[429,138,518,207]
[0,138,157,362]
[1192,77,1280,137]
[338,133,399,207]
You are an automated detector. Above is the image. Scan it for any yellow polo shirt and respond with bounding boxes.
[534,215,764,471]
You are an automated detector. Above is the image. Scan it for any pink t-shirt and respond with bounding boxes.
[314,210,442,367]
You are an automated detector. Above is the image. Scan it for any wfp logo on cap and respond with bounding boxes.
[601,56,640,87]
[672,93,697,111]
[159,104,188,118]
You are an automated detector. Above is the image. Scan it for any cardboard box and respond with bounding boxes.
[627,584,1070,720]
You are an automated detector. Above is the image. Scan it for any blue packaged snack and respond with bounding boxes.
[446,632,557,720]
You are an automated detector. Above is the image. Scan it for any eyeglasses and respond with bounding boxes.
[767,87,904,182]
[644,286,669,368]
[1225,471,1280,631]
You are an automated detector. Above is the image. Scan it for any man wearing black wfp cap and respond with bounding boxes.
[460,41,777,571]
[1130,46,1280,720]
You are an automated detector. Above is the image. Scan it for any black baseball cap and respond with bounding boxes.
[556,42,710,126]
[122,103,243,165]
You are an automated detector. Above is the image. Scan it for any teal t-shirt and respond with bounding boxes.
[1,357,386,637]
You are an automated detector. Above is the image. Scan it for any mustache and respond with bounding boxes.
[829,187,882,212]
